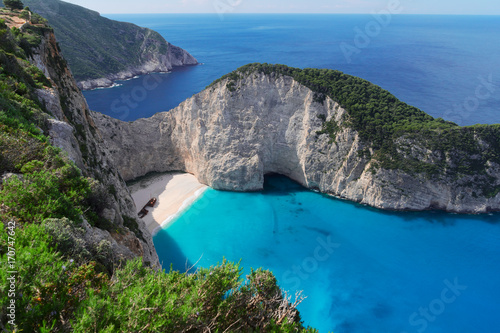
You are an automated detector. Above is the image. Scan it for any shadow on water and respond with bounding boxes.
[346,199,500,226]
[153,229,195,272]
[263,174,500,227]
[262,173,309,196]
[303,225,331,237]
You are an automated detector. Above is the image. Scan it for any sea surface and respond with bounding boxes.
[84,14,500,125]
[154,175,500,333]
[83,14,500,332]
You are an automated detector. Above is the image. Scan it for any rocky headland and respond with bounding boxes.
[92,64,500,214]
[24,0,198,90]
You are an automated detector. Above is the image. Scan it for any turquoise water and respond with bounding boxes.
[85,14,500,125]
[154,175,500,332]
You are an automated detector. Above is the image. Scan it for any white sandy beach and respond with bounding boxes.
[129,172,208,235]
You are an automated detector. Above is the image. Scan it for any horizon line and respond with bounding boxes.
[101,12,500,16]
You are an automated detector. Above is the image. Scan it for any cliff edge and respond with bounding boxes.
[0,11,159,267]
[93,64,500,214]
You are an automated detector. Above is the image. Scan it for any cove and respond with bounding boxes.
[153,175,500,332]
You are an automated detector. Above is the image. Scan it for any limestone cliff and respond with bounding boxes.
[29,26,159,266]
[93,66,500,214]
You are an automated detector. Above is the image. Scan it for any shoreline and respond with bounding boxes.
[128,172,208,236]
[79,64,201,91]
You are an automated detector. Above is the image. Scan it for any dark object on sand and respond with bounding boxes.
[138,208,148,218]
[146,197,157,207]
[138,197,157,218]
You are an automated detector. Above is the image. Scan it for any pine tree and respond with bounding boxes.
[3,0,24,10]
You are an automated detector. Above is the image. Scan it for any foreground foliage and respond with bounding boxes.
[0,223,109,332]
[0,223,315,332]
[73,260,312,332]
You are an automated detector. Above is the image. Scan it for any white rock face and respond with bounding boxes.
[93,72,500,214]
[46,119,85,169]
[36,88,66,121]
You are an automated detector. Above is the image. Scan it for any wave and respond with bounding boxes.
[151,187,209,236]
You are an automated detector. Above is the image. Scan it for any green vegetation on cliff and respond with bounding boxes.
[213,63,500,197]
[22,0,188,82]
[0,17,105,226]
[0,14,52,138]
[3,0,24,10]
[0,17,315,332]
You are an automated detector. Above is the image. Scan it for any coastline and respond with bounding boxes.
[78,64,200,91]
[128,172,208,236]
[78,72,169,91]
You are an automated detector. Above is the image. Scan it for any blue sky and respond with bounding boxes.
[62,0,500,15]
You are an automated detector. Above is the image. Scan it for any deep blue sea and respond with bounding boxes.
[84,14,500,125]
[84,14,500,332]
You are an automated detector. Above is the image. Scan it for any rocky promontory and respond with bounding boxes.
[77,40,198,90]
[24,0,198,90]
[92,64,500,214]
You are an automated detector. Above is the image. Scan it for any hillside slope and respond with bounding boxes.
[93,63,500,213]
[23,0,198,89]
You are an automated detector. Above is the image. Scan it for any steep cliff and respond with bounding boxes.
[23,0,198,90]
[93,64,500,214]
[0,13,159,266]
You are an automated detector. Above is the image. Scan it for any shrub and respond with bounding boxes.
[0,223,108,332]
[122,214,145,242]
[90,239,113,272]
[30,12,48,25]
[0,127,46,174]
[43,218,91,263]
[19,7,29,20]
[71,259,315,332]
[0,163,92,223]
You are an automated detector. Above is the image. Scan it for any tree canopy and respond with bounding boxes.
[3,0,24,10]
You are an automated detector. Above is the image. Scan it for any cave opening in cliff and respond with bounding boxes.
[262,173,308,195]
